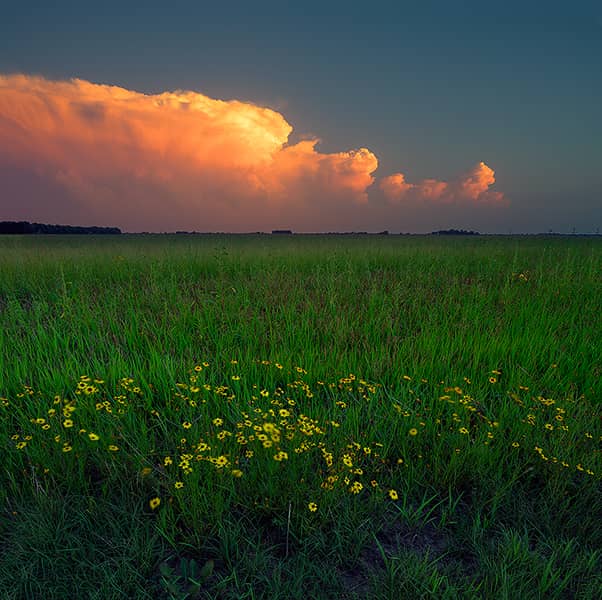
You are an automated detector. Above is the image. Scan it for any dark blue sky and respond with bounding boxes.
[1,0,601,232]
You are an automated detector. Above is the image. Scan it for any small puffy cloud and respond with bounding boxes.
[379,172,415,200]
[0,74,377,231]
[380,161,505,205]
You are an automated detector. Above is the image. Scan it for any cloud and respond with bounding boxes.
[379,162,506,205]
[0,74,506,231]
[0,74,377,230]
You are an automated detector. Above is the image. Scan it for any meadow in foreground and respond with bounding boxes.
[1,234,600,598]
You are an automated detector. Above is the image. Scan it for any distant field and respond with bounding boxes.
[1,234,600,599]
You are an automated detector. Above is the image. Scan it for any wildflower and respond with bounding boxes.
[349,481,363,494]
[141,467,152,477]
[108,445,119,452]
[459,427,469,435]
[63,419,74,428]
[182,421,192,429]
[149,497,161,510]
[88,432,100,441]
[342,454,353,467]
[15,441,27,450]
[308,502,318,512]
[174,481,184,489]
[489,377,497,384]
[194,365,202,372]
[215,455,228,468]
[212,418,223,427]
[409,428,418,436]
[231,469,243,478]
[512,442,520,448]
[62,445,72,453]
[388,489,399,500]
[274,451,288,461]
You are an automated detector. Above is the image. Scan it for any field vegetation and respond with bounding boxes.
[1,234,600,598]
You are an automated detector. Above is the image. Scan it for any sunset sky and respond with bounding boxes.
[1,1,600,233]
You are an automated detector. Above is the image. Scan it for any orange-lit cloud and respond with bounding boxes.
[379,162,506,205]
[0,74,506,231]
[0,74,378,230]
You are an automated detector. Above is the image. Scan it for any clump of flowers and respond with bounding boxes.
[3,359,599,517]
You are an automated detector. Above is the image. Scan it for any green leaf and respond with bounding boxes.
[186,581,201,595]
[199,559,214,580]
[188,559,200,580]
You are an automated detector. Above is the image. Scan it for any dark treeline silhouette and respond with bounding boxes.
[431,229,480,236]
[0,221,121,235]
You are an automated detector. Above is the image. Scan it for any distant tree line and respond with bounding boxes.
[431,229,480,236]
[0,221,121,234]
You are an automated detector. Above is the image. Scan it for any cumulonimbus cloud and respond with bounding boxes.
[0,74,378,230]
[379,162,506,205]
[0,74,506,231]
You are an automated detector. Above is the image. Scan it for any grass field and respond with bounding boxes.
[1,234,600,599]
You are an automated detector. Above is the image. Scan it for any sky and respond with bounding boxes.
[0,0,600,233]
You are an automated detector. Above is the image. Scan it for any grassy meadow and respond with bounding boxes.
[1,233,600,599]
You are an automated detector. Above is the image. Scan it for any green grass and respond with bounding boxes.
[1,234,600,598]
